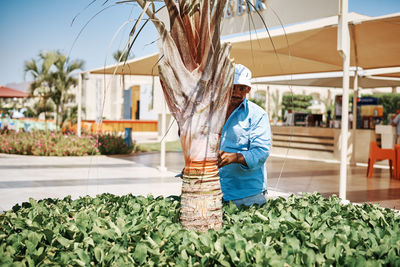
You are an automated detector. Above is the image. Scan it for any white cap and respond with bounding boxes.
[233,64,252,88]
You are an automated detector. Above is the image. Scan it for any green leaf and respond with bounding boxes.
[42,229,54,242]
[94,247,104,263]
[180,249,188,260]
[286,236,300,251]
[76,248,90,264]
[56,236,72,248]
[215,238,224,253]
[303,248,316,266]
[24,255,35,267]
[25,240,36,254]
[226,246,239,263]
[325,242,336,260]
[133,243,147,265]
[72,259,86,267]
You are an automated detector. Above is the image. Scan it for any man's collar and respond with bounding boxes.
[238,98,248,112]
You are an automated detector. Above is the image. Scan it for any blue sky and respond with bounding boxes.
[1,0,400,86]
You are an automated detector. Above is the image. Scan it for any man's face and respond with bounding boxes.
[231,84,250,106]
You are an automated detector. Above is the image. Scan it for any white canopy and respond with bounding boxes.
[89,12,400,78]
[253,67,400,88]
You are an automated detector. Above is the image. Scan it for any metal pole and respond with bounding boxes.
[266,86,270,117]
[159,98,167,173]
[121,75,126,120]
[337,0,350,202]
[77,73,82,137]
[350,70,358,165]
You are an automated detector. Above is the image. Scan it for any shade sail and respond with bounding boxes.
[90,52,160,76]
[89,12,400,78]
[253,68,400,88]
[0,86,28,98]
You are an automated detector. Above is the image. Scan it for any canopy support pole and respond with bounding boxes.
[159,95,167,173]
[266,86,270,118]
[77,73,82,137]
[121,74,125,119]
[350,70,358,165]
[338,0,350,202]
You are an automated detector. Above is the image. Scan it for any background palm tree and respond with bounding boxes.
[25,51,84,128]
[271,90,283,120]
[24,51,58,121]
[49,51,84,127]
[113,49,134,63]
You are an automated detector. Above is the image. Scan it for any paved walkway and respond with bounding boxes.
[0,153,181,212]
[1,152,399,212]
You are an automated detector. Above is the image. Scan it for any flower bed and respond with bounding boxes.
[0,131,134,156]
[0,193,398,266]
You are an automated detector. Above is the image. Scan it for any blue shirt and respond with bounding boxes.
[219,99,271,201]
[393,113,400,135]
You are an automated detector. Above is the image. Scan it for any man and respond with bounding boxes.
[218,64,271,207]
[392,109,400,144]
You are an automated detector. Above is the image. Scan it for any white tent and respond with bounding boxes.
[253,67,400,88]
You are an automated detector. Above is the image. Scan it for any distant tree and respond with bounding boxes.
[49,52,84,127]
[113,49,134,63]
[321,89,334,113]
[248,97,265,110]
[271,90,283,120]
[25,51,84,128]
[32,101,55,119]
[63,105,85,125]
[24,51,59,122]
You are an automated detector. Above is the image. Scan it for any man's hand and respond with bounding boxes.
[218,151,247,168]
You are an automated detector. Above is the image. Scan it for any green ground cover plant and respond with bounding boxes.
[0,131,134,156]
[1,193,399,266]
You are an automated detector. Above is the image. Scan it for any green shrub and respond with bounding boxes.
[376,93,400,124]
[361,93,400,124]
[248,97,265,110]
[0,131,134,156]
[97,133,134,155]
[282,94,313,113]
[1,193,399,266]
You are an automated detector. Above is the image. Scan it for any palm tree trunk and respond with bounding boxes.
[55,104,60,128]
[180,161,222,231]
[136,0,233,231]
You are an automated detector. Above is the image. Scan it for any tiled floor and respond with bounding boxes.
[266,156,400,209]
[1,151,399,212]
[117,151,400,209]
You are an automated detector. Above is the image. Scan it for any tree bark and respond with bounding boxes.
[136,0,233,231]
[161,0,233,231]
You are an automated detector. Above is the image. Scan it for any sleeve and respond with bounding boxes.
[394,114,400,124]
[240,113,271,170]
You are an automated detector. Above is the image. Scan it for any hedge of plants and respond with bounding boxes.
[96,133,134,155]
[1,193,399,266]
[0,131,134,156]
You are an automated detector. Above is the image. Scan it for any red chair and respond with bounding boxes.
[395,144,400,179]
[366,141,395,178]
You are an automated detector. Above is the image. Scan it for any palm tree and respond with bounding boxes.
[25,51,84,128]
[113,49,133,63]
[271,90,283,121]
[132,0,233,231]
[49,52,84,127]
[24,51,59,124]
